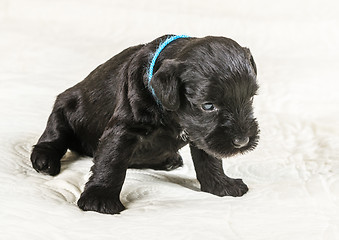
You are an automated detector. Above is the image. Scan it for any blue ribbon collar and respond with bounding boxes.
[147,35,190,105]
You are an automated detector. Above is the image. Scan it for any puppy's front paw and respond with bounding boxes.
[77,187,125,215]
[201,178,248,197]
[30,144,61,176]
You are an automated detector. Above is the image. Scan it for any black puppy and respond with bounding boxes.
[31,35,259,214]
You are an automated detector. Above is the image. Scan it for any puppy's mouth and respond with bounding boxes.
[191,134,259,159]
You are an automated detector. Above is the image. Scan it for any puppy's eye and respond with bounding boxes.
[201,103,215,111]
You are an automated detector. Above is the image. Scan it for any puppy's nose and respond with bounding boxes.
[232,137,249,148]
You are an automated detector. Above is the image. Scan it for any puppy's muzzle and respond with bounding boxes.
[232,137,249,148]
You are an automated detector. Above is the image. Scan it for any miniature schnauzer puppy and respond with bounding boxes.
[31,35,259,214]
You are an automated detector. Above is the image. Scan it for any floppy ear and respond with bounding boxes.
[150,59,183,111]
[243,48,257,75]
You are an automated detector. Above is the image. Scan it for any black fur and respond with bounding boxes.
[31,35,259,214]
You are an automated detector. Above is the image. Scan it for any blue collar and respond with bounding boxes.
[148,35,190,105]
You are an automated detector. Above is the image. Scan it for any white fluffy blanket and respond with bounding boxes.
[1,0,338,239]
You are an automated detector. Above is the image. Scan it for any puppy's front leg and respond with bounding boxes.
[189,144,248,197]
[77,123,137,214]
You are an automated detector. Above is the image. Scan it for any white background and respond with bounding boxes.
[0,0,339,239]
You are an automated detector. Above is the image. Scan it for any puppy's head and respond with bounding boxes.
[151,36,259,158]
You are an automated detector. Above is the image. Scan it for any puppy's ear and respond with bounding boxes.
[150,59,183,111]
[243,48,257,75]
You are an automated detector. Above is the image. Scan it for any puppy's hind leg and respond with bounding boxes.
[130,152,183,171]
[152,153,183,171]
[31,103,73,176]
